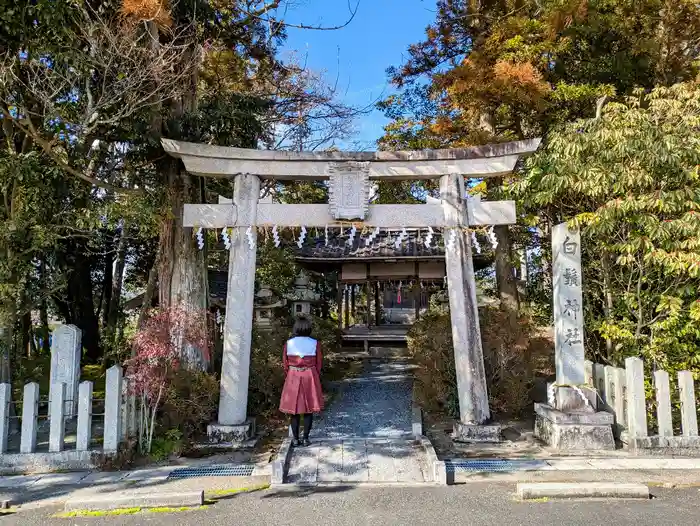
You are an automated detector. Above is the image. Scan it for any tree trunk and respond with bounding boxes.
[485,174,520,328]
[104,222,128,360]
[0,326,11,384]
[0,245,16,383]
[149,17,208,369]
[157,164,209,370]
[39,260,51,355]
[479,110,519,324]
[74,281,101,364]
[479,111,496,135]
[494,224,520,320]
[100,231,114,327]
[39,300,50,355]
[62,250,101,363]
[28,324,38,358]
[137,246,160,331]
[20,311,31,359]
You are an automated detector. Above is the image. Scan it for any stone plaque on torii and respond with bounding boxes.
[162,138,541,443]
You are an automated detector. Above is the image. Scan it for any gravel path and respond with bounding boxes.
[314,358,414,439]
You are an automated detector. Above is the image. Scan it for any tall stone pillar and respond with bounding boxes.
[209,173,260,443]
[440,174,499,441]
[533,222,614,451]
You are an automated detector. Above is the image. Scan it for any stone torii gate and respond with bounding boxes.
[162,138,541,442]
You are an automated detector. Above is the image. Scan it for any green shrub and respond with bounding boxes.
[408,306,553,419]
[159,369,219,446]
[149,429,184,461]
[480,307,542,417]
[407,310,460,418]
[248,323,287,416]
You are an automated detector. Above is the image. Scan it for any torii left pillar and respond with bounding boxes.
[208,173,260,443]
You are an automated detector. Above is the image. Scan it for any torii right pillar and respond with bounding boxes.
[441,173,501,442]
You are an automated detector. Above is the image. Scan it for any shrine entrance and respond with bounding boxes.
[297,229,454,347]
[162,137,540,443]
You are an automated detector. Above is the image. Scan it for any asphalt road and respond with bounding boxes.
[9,483,700,526]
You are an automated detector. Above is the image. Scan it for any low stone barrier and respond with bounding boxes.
[0,365,126,473]
[517,482,649,500]
[587,357,700,455]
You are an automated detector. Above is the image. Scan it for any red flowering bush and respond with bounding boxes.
[126,307,212,453]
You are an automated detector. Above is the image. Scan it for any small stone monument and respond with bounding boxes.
[534,223,614,450]
[49,324,81,418]
[253,285,284,327]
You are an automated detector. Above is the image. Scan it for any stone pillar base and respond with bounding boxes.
[453,422,502,443]
[550,384,597,413]
[207,418,255,445]
[534,403,614,451]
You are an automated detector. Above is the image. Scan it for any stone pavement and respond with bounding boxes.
[315,359,414,439]
[287,439,430,484]
[445,457,700,484]
[4,456,700,511]
[285,358,428,484]
[0,464,270,509]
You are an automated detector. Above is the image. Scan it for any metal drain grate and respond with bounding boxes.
[168,464,255,479]
[444,459,546,473]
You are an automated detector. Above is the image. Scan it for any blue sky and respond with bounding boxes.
[279,1,435,150]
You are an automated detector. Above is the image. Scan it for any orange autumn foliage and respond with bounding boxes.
[492,60,550,100]
[442,58,550,109]
[547,0,589,33]
[121,0,172,28]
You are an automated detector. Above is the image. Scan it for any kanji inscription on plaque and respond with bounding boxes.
[328,161,370,220]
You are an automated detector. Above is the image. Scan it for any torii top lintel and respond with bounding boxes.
[161,138,541,181]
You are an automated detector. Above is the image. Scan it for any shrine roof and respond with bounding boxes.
[207,229,493,264]
[294,230,445,261]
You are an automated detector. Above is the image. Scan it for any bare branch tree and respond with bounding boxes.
[246,0,361,35]
[0,5,198,193]
[260,52,378,151]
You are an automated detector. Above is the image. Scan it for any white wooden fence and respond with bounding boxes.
[0,365,134,471]
[585,357,700,453]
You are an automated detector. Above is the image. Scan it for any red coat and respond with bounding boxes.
[279,337,324,415]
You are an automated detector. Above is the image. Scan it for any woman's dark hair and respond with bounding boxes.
[292,315,313,337]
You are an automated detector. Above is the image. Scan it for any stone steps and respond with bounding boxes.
[285,438,431,484]
[368,346,409,359]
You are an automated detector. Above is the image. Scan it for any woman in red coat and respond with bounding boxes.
[279,315,324,446]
